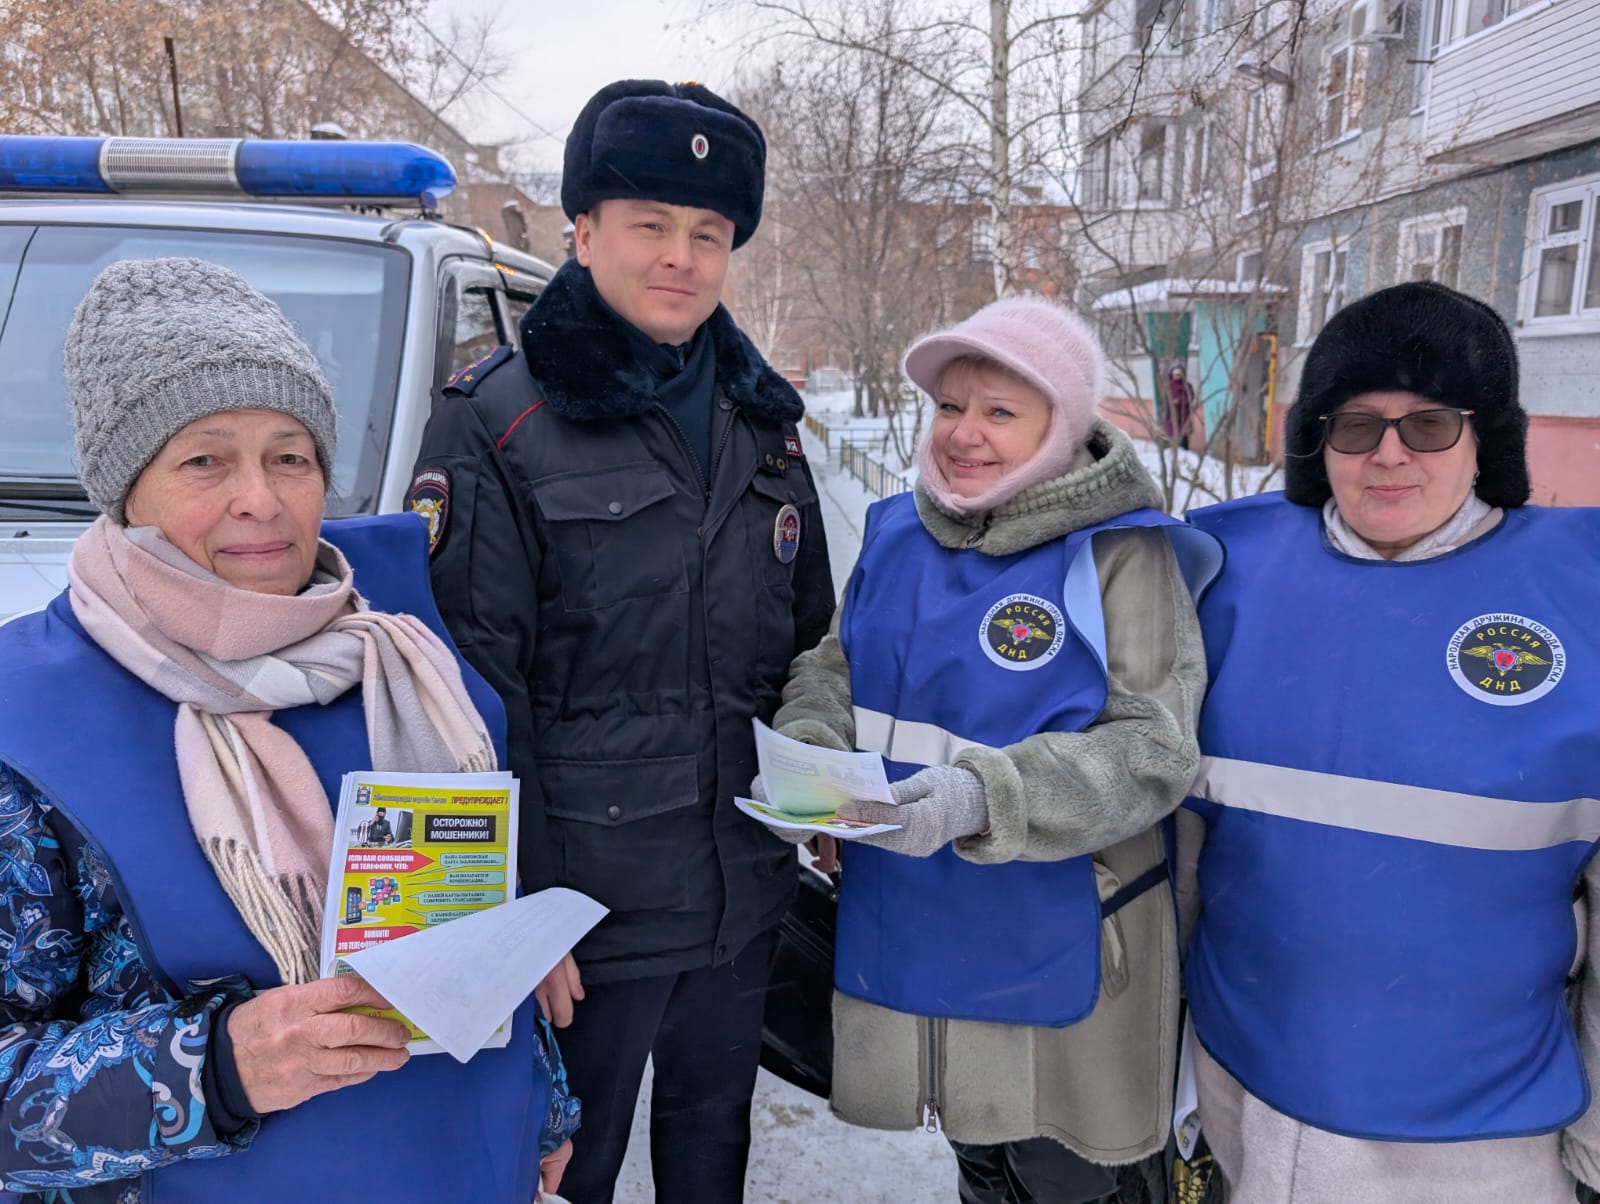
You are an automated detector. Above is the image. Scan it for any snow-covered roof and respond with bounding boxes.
[1091,277,1289,311]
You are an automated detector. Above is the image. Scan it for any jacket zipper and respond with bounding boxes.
[653,402,712,500]
[923,1017,941,1132]
[964,513,994,548]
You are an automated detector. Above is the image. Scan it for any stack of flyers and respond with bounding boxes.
[735,718,902,840]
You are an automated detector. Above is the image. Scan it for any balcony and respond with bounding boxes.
[1424,0,1600,164]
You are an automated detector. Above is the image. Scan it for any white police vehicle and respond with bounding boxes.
[0,135,555,620]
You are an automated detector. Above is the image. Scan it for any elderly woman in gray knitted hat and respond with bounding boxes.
[0,257,575,1202]
[749,295,1220,1203]
[1179,281,1600,1202]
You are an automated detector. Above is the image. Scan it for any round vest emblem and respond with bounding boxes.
[981,593,1066,671]
[1446,612,1564,706]
[691,132,710,160]
[773,503,801,563]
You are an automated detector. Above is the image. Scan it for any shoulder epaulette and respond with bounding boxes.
[442,345,517,396]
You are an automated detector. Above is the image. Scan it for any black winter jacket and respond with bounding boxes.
[409,261,835,982]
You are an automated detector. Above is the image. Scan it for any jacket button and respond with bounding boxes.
[607,501,623,515]
[775,456,787,471]
[607,804,622,820]
[763,453,774,467]
[718,397,734,410]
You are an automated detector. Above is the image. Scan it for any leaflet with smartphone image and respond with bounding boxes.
[739,718,901,840]
[319,769,606,1061]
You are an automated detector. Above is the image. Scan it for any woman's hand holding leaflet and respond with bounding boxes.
[837,766,989,858]
[227,974,411,1113]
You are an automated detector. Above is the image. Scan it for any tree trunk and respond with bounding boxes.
[990,0,1012,299]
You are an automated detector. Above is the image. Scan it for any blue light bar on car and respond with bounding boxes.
[0,136,456,207]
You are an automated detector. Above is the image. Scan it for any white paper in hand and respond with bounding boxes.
[753,718,895,816]
[340,887,606,1063]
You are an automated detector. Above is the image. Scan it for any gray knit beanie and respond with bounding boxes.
[64,256,338,523]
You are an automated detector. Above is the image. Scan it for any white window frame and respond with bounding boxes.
[1236,248,1265,284]
[1437,0,1544,47]
[1320,36,1368,147]
[1519,175,1600,335]
[1298,240,1349,344]
[1241,88,1282,215]
[1135,122,1172,206]
[1396,207,1467,287]
[1412,0,1448,112]
[971,213,997,261]
[1134,0,1181,52]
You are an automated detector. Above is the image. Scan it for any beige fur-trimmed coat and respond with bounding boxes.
[772,420,1208,1165]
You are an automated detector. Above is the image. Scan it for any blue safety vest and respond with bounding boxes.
[835,493,1219,1027]
[0,514,546,1202]
[1187,492,1600,1141]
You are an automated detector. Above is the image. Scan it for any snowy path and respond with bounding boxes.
[604,418,957,1202]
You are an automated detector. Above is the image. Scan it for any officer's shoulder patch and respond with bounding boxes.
[443,345,516,396]
[783,432,804,459]
[407,467,451,555]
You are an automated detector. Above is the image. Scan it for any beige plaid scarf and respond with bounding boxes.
[68,516,495,985]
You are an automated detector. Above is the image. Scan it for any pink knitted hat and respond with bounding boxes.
[904,295,1107,513]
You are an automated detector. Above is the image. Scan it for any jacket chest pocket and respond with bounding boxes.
[746,471,816,590]
[532,465,689,611]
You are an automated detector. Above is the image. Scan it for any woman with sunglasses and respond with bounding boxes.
[1177,280,1600,1201]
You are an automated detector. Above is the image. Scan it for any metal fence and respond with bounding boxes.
[840,441,913,498]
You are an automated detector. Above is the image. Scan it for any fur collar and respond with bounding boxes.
[519,259,803,424]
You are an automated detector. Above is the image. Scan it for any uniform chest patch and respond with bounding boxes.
[981,594,1066,671]
[1446,612,1565,706]
[774,503,801,564]
[407,468,450,555]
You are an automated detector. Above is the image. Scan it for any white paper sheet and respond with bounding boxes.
[752,718,895,816]
[733,796,902,839]
[340,886,607,1063]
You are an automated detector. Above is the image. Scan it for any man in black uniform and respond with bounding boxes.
[407,79,834,1202]
[364,807,393,847]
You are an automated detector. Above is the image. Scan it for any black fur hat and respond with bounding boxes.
[562,80,765,249]
[1284,280,1529,508]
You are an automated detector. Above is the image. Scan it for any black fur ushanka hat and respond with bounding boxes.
[562,80,765,249]
[1284,280,1530,508]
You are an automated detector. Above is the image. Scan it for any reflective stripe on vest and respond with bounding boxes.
[0,514,546,1202]
[835,495,1218,1027]
[1186,493,1600,1141]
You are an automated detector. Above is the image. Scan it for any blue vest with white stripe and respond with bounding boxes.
[835,492,1216,1027]
[1187,492,1600,1141]
[0,514,546,1202]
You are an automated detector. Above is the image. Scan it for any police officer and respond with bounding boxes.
[407,80,834,1202]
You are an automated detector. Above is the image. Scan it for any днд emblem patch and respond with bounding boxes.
[773,503,801,564]
[407,467,450,555]
[1446,612,1564,706]
[981,593,1066,671]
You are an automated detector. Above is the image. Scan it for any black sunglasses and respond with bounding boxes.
[1318,408,1475,455]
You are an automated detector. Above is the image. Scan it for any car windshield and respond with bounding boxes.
[0,222,409,516]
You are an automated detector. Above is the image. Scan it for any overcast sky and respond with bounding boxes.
[427,0,752,175]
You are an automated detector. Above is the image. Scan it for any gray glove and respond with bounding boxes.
[836,765,989,858]
[748,774,811,846]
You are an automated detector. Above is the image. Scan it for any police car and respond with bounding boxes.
[0,134,555,621]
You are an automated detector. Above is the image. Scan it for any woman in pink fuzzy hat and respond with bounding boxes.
[748,295,1221,1201]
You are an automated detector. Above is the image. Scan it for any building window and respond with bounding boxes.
[1137,124,1169,203]
[1135,0,1179,50]
[1414,0,1447,109]
[1321,42,1367,143]
[1459,0,1539,38]
[1086,137,1114,210]
[1299,242,1348,342]
[1237,249,1264,283]
[1525,180,1600,325]
[972,214,996,261]
[1243,88,1282,213]
[1397,209,1466,288]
